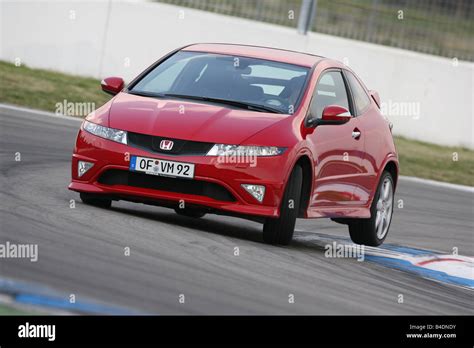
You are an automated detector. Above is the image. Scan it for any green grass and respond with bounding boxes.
[0,303,40,315]
[394,137,474,186]
[0,60,473,186]
[0,60,110,114]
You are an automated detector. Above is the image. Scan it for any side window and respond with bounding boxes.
[310,71,350,119]
[345,71,371,115]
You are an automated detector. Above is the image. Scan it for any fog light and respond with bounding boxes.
[78,161,94,177]
[241,184,265,203]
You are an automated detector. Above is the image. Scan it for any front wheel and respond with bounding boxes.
[262,165,303,245]
[348,171,394,246]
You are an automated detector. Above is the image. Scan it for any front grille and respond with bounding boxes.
[128,132,214,156]
[98,169,236,202]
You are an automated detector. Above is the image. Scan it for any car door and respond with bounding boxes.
[343,70,379,205]
[305,70,365,209]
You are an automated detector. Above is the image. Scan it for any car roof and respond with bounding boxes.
[182,43,326,68]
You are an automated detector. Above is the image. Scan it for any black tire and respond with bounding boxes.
[263,165,303,245]
[348,171,394,246]
[174,207,206,218]
[80,192,112,208]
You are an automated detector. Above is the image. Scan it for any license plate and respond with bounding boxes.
[130,155,195,179]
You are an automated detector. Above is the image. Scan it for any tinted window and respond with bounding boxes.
[346,71,371,114]
[309,71,350,119]
[131,51,310,114]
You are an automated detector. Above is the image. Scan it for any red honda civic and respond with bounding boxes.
[69,43,398,246]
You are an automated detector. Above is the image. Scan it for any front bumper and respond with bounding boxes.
[68,130,291,218]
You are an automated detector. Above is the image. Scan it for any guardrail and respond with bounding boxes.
[156,0,474,62]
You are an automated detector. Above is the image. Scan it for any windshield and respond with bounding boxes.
[129,51,310,114]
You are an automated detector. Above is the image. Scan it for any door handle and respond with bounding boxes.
[352,129,361,139]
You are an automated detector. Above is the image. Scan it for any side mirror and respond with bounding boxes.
[321,105,351,122]
[101,77,124,96]
[307,105,351,127]
[369,90,380,108]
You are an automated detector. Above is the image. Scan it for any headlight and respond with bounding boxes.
[83,120,127,144]
[206,144,285,156]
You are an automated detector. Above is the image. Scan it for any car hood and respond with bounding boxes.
[107,93,289,144]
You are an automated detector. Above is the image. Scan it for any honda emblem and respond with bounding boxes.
[159,139,174,150]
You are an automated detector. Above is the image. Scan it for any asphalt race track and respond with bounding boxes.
[0,107,473,314]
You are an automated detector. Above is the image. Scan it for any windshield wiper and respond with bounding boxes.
[163,93,282,114]
[128,90,165,98]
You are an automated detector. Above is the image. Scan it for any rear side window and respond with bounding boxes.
[345,71,371,115]
[310,71,350,119]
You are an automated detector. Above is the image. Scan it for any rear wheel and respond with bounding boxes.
[263,165,303,245]
[174,207,206,218]
[80,192,112,208]
[348,171,394,246]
